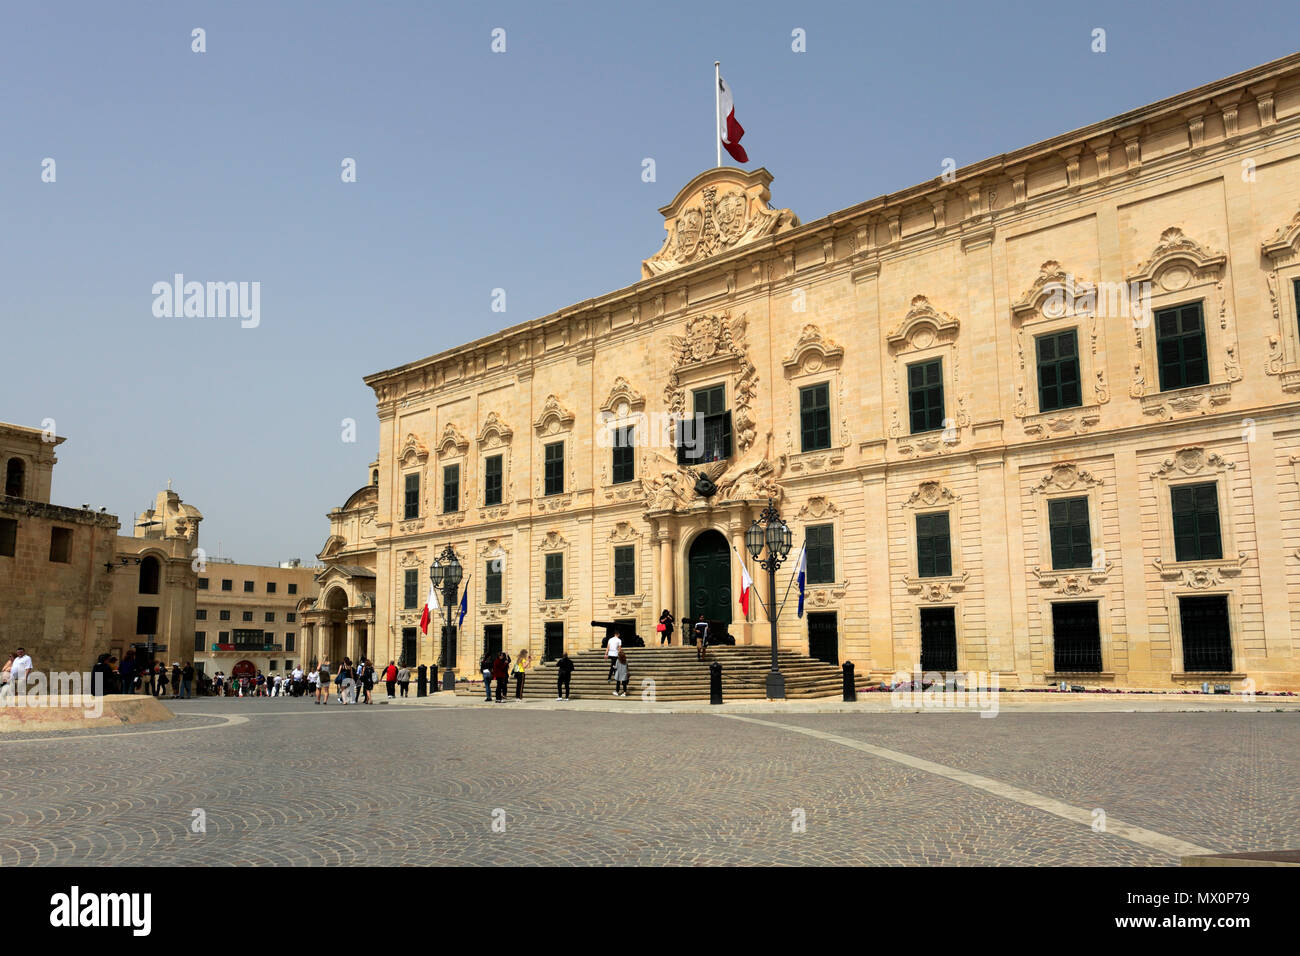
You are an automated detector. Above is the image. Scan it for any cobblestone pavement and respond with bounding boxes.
[0,699,1293,866]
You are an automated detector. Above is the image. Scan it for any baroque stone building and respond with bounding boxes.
[354,54,1300,691]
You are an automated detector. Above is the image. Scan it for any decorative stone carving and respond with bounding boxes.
[1149,447,1235,479]
[398,433,429,466]
[599,377,646,415]
[886,297,969,456]
[1262,205,1300,390]
[903,572,969,602]
[1152,552,1247,587]
[664,311,759,455]
[643,168,799,278]
[1028,463,1104,495]
[533,395,575,435]
[1031,561,1113,594]
[477,412,514,446]
[436,423,469,457]
[782,324,844,374]
[798,495,843,519]
[905,480,959,508]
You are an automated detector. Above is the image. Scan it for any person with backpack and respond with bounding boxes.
[555,651,574,701]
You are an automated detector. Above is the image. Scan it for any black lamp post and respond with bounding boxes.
[429,545,463,691]
[746,499,793,700]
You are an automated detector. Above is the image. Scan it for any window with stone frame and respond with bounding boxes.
[442,463,460,514]
[404,568,418,608]
[49,527,72,563]
[805,524,835,584]
[404,472,420,520]
[613,545,635,595]
[1262,207,1300,392]
[485,560,503,604]
[0,518,14,558]
[1036,329,1082,412]
[915,512,952,578]
[1154,301,1210,392]
[544,552,564,600]
[544,441,565,496]
[611,426,635,484]
[1048,496,1093,570]
[1171,481,1222,562]
[799,383,832,452]
[484,454,503,506]
[907,359,945,434]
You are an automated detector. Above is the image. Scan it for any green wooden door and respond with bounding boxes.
[688,530,732,624]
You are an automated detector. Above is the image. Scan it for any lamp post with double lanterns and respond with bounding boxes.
[746,498,793,700]
[429,545,463,691]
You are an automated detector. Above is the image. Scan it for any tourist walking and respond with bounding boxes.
[383,660,398,699]
[613,649,630,697]
[513,649,531,700]
[480,652,494,702]
[396,663,410,697]
[156,663,169,698]
[492,652,509,703]
[658,609,675,646]
[555,650,574,701]
[605,629,622,681]
[181,662,194,699]
[693,615,710,662]
[338,658,355,704]
[315,659,331,705]
[359,658,375,704]
[9,648,33,695]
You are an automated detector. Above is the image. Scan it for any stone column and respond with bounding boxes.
[657,529,674,642]
[346,620,359,662]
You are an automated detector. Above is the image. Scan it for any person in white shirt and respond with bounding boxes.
[606,631,622,681]
[10,648,33,692]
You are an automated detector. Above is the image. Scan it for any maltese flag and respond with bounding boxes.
[739,559,754,617]
[718,74,749,163]
[420,582,439,635]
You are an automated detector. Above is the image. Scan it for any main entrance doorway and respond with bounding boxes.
[688,530,732,625]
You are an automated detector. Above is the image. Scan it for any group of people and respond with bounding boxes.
[88,653,196,697]
[480,649,534,702]
[658,609,715,660]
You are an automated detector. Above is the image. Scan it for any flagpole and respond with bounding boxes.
[714,60,722,168]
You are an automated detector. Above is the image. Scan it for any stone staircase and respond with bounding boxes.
[515,646,851,701]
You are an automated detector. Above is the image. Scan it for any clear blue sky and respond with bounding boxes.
[2,1,1294,564]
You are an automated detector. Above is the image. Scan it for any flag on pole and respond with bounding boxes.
[795,543,807,618]
[420,580,439,635]
[739,558,754,617]
[457,575,471,630]
[717,74,748,164]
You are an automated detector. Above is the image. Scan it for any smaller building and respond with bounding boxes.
[193,560,321,679]
[0,422,120,673]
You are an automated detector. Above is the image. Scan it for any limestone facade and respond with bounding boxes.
[0,423,120,673]
[358,54,1300,691]
[193,561,321,678]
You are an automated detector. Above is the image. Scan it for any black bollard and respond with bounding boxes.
[416,664,427,698]
[709,660,723,705]
[842,660,856,702]
[429,663,439,692]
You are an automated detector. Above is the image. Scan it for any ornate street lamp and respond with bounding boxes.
[430,545,463,691]
[747,498,793,699]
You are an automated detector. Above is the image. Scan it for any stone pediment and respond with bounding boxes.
[643,167,799,278]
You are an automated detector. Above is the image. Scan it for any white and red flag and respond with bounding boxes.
[717,73,748,164]
[420,581,439,635]
[739,558,754,617]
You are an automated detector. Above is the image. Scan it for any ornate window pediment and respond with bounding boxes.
[899,480,968,600]
[1127,228,1239,418]
[886,297,968,457]
[599,377,646,415]
[1263,206,1300,391]
[477,412,514,447]
[437,423,469,458]
[1147,446,1244,579]
[1027,462,1104,495]
[664,311,760,462]
[782,325,848,471]
[1025,462,1112,594]
[533,395,575,435]
[782,324,844,373]
[398,433,429,467]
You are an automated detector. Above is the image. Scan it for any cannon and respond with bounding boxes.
[591,620,646,648]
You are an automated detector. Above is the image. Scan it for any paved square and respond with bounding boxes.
[0,700,1294,866]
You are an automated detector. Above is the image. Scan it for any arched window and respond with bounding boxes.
[4,458,25,498]
[371,469,379,485]
[139,556,161,595]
